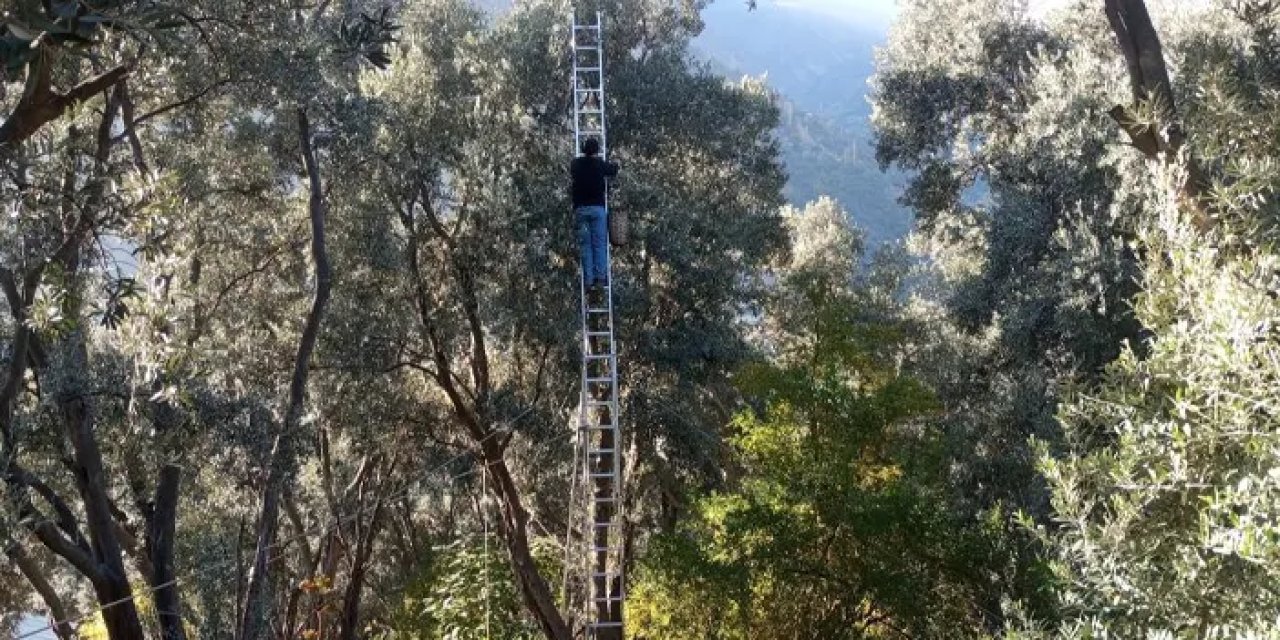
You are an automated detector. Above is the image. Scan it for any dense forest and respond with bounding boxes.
[1,0,1278,638]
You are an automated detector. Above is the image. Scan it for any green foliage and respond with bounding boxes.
[872,0,1156,527]
[374,536,557,640]
[1022,187,1280,638]
[630,199,996,638]
[1018,8,1280,634]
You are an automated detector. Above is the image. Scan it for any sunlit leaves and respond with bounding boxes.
[631,204,986,638]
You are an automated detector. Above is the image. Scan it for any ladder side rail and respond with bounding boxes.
[570,13,593,633]
[596,7,622,609]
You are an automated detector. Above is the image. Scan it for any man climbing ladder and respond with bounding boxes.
[572,137,619,292]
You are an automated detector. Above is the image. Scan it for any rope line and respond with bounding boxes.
[482,461,491,640]
[15,423,567,640]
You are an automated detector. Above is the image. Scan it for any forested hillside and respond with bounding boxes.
[2,0,1279,639]
[693,0,912,246]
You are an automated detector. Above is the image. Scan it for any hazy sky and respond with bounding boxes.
[769,0,1209,27]
[766,0,1085,27]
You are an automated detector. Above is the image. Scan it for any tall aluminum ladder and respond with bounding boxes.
[571,10,624,640]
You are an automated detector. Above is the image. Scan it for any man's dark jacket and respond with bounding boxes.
[571,155,619,208]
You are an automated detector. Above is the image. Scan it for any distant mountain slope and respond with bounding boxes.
[469,0,913,246]
[693,1,911,246]
[693,0,878,129]
[774,102,910,247]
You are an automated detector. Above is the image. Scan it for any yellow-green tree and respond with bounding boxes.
[630,199,1002,638]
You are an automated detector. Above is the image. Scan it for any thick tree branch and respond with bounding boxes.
[282,488,315,571]
[6,464,92,554]
[0,53,129,147]
[14,489,102,582]
[0,271,32,450]
[338,458,394,640]
[115,77,237,143]
[403,200,571,640]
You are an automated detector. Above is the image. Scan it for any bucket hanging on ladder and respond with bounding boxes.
[608,208,628,247]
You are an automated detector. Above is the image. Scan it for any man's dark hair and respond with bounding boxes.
[582,138,600,157]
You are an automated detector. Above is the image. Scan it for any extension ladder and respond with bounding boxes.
[571,10,624,639]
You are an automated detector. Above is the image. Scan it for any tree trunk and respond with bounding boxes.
[403,171,572,640]
[239,107,334,640]
[150,463,186,640]
[55,118,147,633]
[337,483,388,640]
[0,86,150,640]
[5,544,75,640]
[1104,0,1208,221]
[239,433,290,640]
[479,436,573,640]
[59,343,149,640]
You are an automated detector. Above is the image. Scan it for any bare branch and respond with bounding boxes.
[239,107,335,640]
[115,82,151,175]
[116,77,238,140]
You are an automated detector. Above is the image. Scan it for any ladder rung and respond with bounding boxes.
[589,448,615,455]
[577,66,602,72]
[586,376,614,382]
[585,354,613,360]
[585,331,612,336]
[592,595,624,602]
[579,424,617,431]
[589,472,615,479]
[586,307,609,313]
[592,521,620,527]
[590,622,624,629]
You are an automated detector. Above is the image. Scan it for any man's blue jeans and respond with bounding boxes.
[576,205,609,286]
